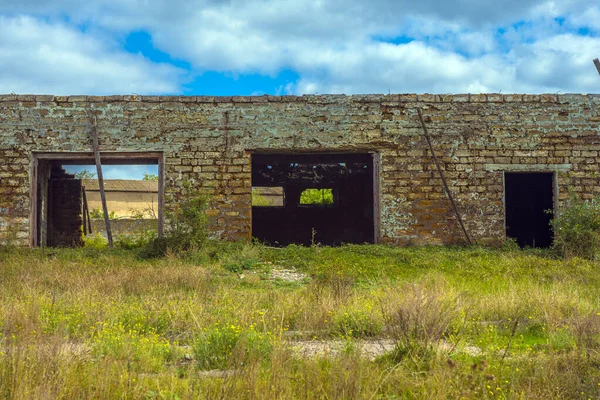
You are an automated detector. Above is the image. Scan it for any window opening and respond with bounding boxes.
[299,188,334,205]
[252,187,284,207]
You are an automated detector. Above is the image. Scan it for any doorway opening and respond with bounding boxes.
[30,152,164,247]
[251,153,379,246]
[504,172,554,248]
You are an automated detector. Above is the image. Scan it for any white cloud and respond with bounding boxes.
[511,34,600,92]
[0,16,184,95]
[0,0,599,95]
[105,0,600,94]
[292,42,510,94]
[568,6,600,32]
[292,32,600,95]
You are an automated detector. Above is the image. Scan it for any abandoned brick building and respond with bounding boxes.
[1,93,599,248]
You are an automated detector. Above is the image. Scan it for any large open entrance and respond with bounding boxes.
[251,153,379,246]
[504,172,554,248]
[30,152,164,247]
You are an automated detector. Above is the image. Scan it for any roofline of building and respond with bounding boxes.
[1,93,599,105]
[81,179,158,193]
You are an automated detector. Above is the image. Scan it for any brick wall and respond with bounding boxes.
[1,93,599,246]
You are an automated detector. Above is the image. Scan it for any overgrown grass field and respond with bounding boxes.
[1,242,600,399]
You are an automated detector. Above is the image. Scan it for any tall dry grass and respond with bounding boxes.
[1,244,600,398]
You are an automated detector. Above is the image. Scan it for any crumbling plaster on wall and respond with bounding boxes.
[1,93,600,246]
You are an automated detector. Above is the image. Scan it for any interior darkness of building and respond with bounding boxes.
[252,153,376,246]
[505,172,554,248]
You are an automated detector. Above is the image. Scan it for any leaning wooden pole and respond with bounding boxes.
[91,113,113,248]
[82,186,92,234]
[416,108,472,245]
[81,186,87,235]
[594,58,600,76]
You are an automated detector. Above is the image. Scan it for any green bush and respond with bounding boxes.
[222,244,262,273]
[138,236,170,259]
[83,233,108,249]
[551,195,600,260]
[139,190,209,258]
[166,191,209,249]
[114,229,157,250]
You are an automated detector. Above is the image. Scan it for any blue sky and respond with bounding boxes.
[63,165,158,180]
[1,0,599,97]
[1,0,599,178]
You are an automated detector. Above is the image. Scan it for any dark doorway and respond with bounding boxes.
[505,172,554,248]
[252,153,377,246]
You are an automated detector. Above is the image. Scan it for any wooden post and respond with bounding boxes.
[81,186,87,235]
[416,108,473,245]
[82,186,92,234]
[157,155,164,237]
[91,113,113,248]
[594,58,600,76]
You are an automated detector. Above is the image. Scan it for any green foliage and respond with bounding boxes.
[129,208,153,219]
[86,229,157,251]
[192,325,271,370]
[114,230,157,250]
[332,306,382,338]
[109,302,171,336]
[139,190,209,258]
[138,236,171,259]
[74,170,96,180]
[143,173,159,181]
[299,188,334,205]
[251,190,271,206]
[551,195,600,260]
[251,187,283,207]
[167,192,209,246]
[90,323,172,373]
[83,233,108,249]
[222,244,262,273]
[4,245,600,398]
[89,208,117,220]
[39,299,88,337]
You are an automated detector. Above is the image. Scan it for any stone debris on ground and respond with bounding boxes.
[269,268,309,282]
[197,370,237,378]
[291,339,397,360]
[291,339,482,360]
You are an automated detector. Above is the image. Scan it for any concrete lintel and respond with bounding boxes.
[484,163,572,172]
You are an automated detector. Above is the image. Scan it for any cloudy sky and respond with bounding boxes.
[1,0,600,97]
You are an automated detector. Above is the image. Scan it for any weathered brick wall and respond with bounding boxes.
[1,93,599,246]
